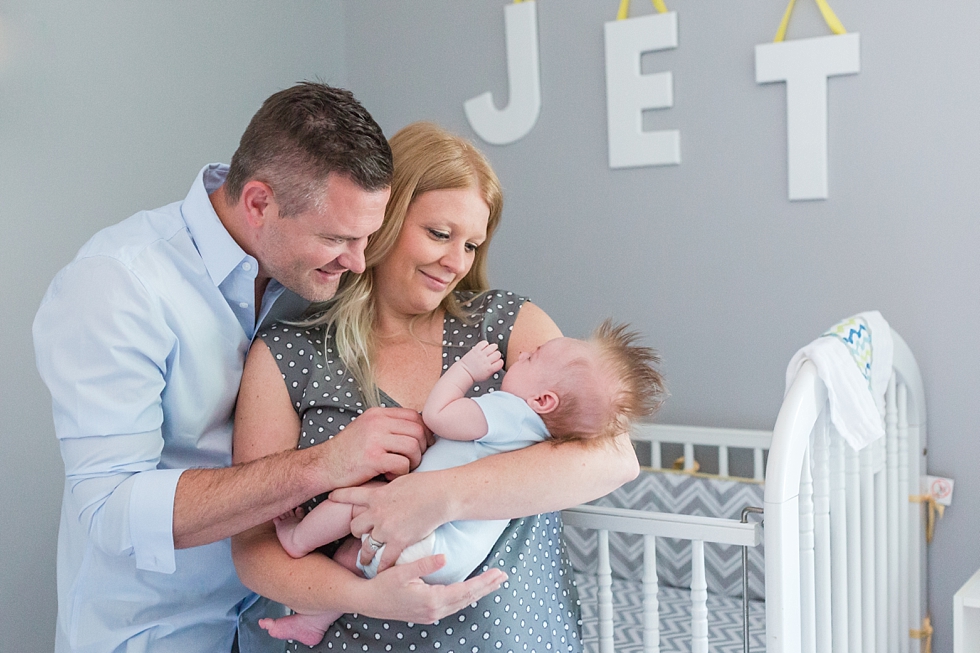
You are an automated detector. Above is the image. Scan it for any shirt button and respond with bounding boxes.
[239,302,249,309]
[242,262,252,271]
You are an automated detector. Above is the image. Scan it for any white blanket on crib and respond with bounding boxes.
[785,311,893,450]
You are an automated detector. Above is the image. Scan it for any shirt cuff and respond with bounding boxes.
[130,468,184,573]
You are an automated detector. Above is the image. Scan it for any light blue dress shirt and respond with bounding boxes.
[33,164,305,653]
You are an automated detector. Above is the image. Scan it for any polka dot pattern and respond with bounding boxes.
[258,290,583,651]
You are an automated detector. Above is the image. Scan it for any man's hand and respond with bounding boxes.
[457,341,504,384]
[316,407,430,488]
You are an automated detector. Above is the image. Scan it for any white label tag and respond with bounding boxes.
[922,475,954,506]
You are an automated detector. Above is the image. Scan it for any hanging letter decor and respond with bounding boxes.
[755,0,859,200]
[604,0,680,169]
[465,0,541,145]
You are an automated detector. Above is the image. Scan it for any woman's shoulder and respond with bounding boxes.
[454,289,528,320]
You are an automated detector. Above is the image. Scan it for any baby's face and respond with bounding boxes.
[501,337,587,399]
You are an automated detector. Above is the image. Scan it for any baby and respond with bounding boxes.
[260,320,665,646]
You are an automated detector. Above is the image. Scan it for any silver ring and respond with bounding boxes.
[366,535,385,552]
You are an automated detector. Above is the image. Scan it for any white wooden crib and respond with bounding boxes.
[563,330,928,653]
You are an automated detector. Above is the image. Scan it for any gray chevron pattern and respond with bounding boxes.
[576,573,766,653]
[564,471,766,600]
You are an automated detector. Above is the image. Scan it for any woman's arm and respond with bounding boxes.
[332,301,641,570]
[231,340,506,617]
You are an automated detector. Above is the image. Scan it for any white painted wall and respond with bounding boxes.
[340,2,980,651]
[0,1,347,648]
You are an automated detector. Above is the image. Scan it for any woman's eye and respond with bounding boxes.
[465,242,479,253]
[428,229,450,240]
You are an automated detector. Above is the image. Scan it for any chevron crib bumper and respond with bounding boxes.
[564,470,766,601]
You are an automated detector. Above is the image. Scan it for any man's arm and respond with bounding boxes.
[421,341,503,442]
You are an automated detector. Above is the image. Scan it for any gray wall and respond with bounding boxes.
[0,1,347,648]
[341,2,979,651]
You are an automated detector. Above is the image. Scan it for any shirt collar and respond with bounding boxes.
[181,164,254,288]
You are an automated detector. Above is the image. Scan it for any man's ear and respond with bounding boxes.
[528,391,559,415]
[240,180,277,229]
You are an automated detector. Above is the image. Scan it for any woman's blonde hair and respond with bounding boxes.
[299,121,503,405]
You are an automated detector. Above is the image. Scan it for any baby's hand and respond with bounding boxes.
[458,341,504,382]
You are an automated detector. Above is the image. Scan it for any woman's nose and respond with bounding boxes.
[441,245,467,273]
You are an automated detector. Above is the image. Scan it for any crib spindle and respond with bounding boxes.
[874,437,887,653]
[845,441,863,653]
[719,444,729,477]
[643,535,660,653]
[812,413,833,653]
[860,445,876,653]
[650,440,662,469]
[684,443,696,472]
[897,382,910,653]
[830,429,850,653]
[753,448,765,481]
[799,445,817,653]
[886,374,899,653]
[597,529,614,653]
[691,540,708,653]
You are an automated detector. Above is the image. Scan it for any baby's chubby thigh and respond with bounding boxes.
[413,518,511,585]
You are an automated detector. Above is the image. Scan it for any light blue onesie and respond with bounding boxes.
[357,390,549,584]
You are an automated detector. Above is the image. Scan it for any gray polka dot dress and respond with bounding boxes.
[258,290,583,653]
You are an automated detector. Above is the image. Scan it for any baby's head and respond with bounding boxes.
[501,321,665,443]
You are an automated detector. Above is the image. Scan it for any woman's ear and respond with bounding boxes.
[528,391,559,415]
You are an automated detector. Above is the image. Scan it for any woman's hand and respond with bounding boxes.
[330,470,454,571]
[355,555,507,624]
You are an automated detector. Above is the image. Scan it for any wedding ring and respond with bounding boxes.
[366,535,385,552]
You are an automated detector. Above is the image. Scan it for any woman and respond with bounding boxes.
[232,122,638,652]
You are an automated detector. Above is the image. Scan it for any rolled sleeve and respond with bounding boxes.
[130,467,183,572]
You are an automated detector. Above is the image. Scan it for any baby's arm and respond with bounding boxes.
[274,499,356,559]
[422,341,503,442]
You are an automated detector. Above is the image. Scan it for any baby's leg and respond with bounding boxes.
[259,611,341,647]
[275,500,354,559]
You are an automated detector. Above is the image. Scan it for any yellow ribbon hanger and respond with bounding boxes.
[617,0,669,20]
[773,0,847,42]
[910,615,934,653]
[910,493,946,544]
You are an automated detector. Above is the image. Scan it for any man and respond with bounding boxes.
[33,83,504,653]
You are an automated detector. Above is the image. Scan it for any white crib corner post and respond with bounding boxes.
[897,382,910,653]
[875,437,888,653]
[859,444,876,653]
[886,373,900,653]
[597,529,614,653]
[845,439,864,653]
[643,535,660,653]
[766,497,803,653]
[800,446,817,653]
[829,428,850,653]
[812,414,833,653]
[691,540,708,653]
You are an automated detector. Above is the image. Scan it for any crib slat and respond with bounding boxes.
[812,413,833,653]
[897,382,910,653]
[799,445,817,653]
[874,438,887,653]
[886,374,899,653]
[753,448,765,481]
[860,445,876,653]
[691,540,708,653]
[598,529,614,653]
[684,443,695,472]
[845,440,863,653]
[830,430,850,653]
[650,440,662,469]
[719,444,729,477]
[643,535,660,653]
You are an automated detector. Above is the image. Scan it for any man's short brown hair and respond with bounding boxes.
[225,82,392,216]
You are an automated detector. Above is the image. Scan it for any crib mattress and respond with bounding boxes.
[575,574,765,653]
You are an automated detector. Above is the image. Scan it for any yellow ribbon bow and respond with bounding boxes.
[910,615,934,653]
[910,494,946,544]
[773,0,847,42]
[617,0,669,20]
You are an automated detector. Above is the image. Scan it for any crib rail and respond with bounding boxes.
[633,423,771,480]
[563,505,762,653]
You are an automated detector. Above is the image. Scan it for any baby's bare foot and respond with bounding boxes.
[259,613,336,647]
[273,509,309,559]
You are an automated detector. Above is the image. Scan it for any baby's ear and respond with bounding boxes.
[528,391,559,415]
